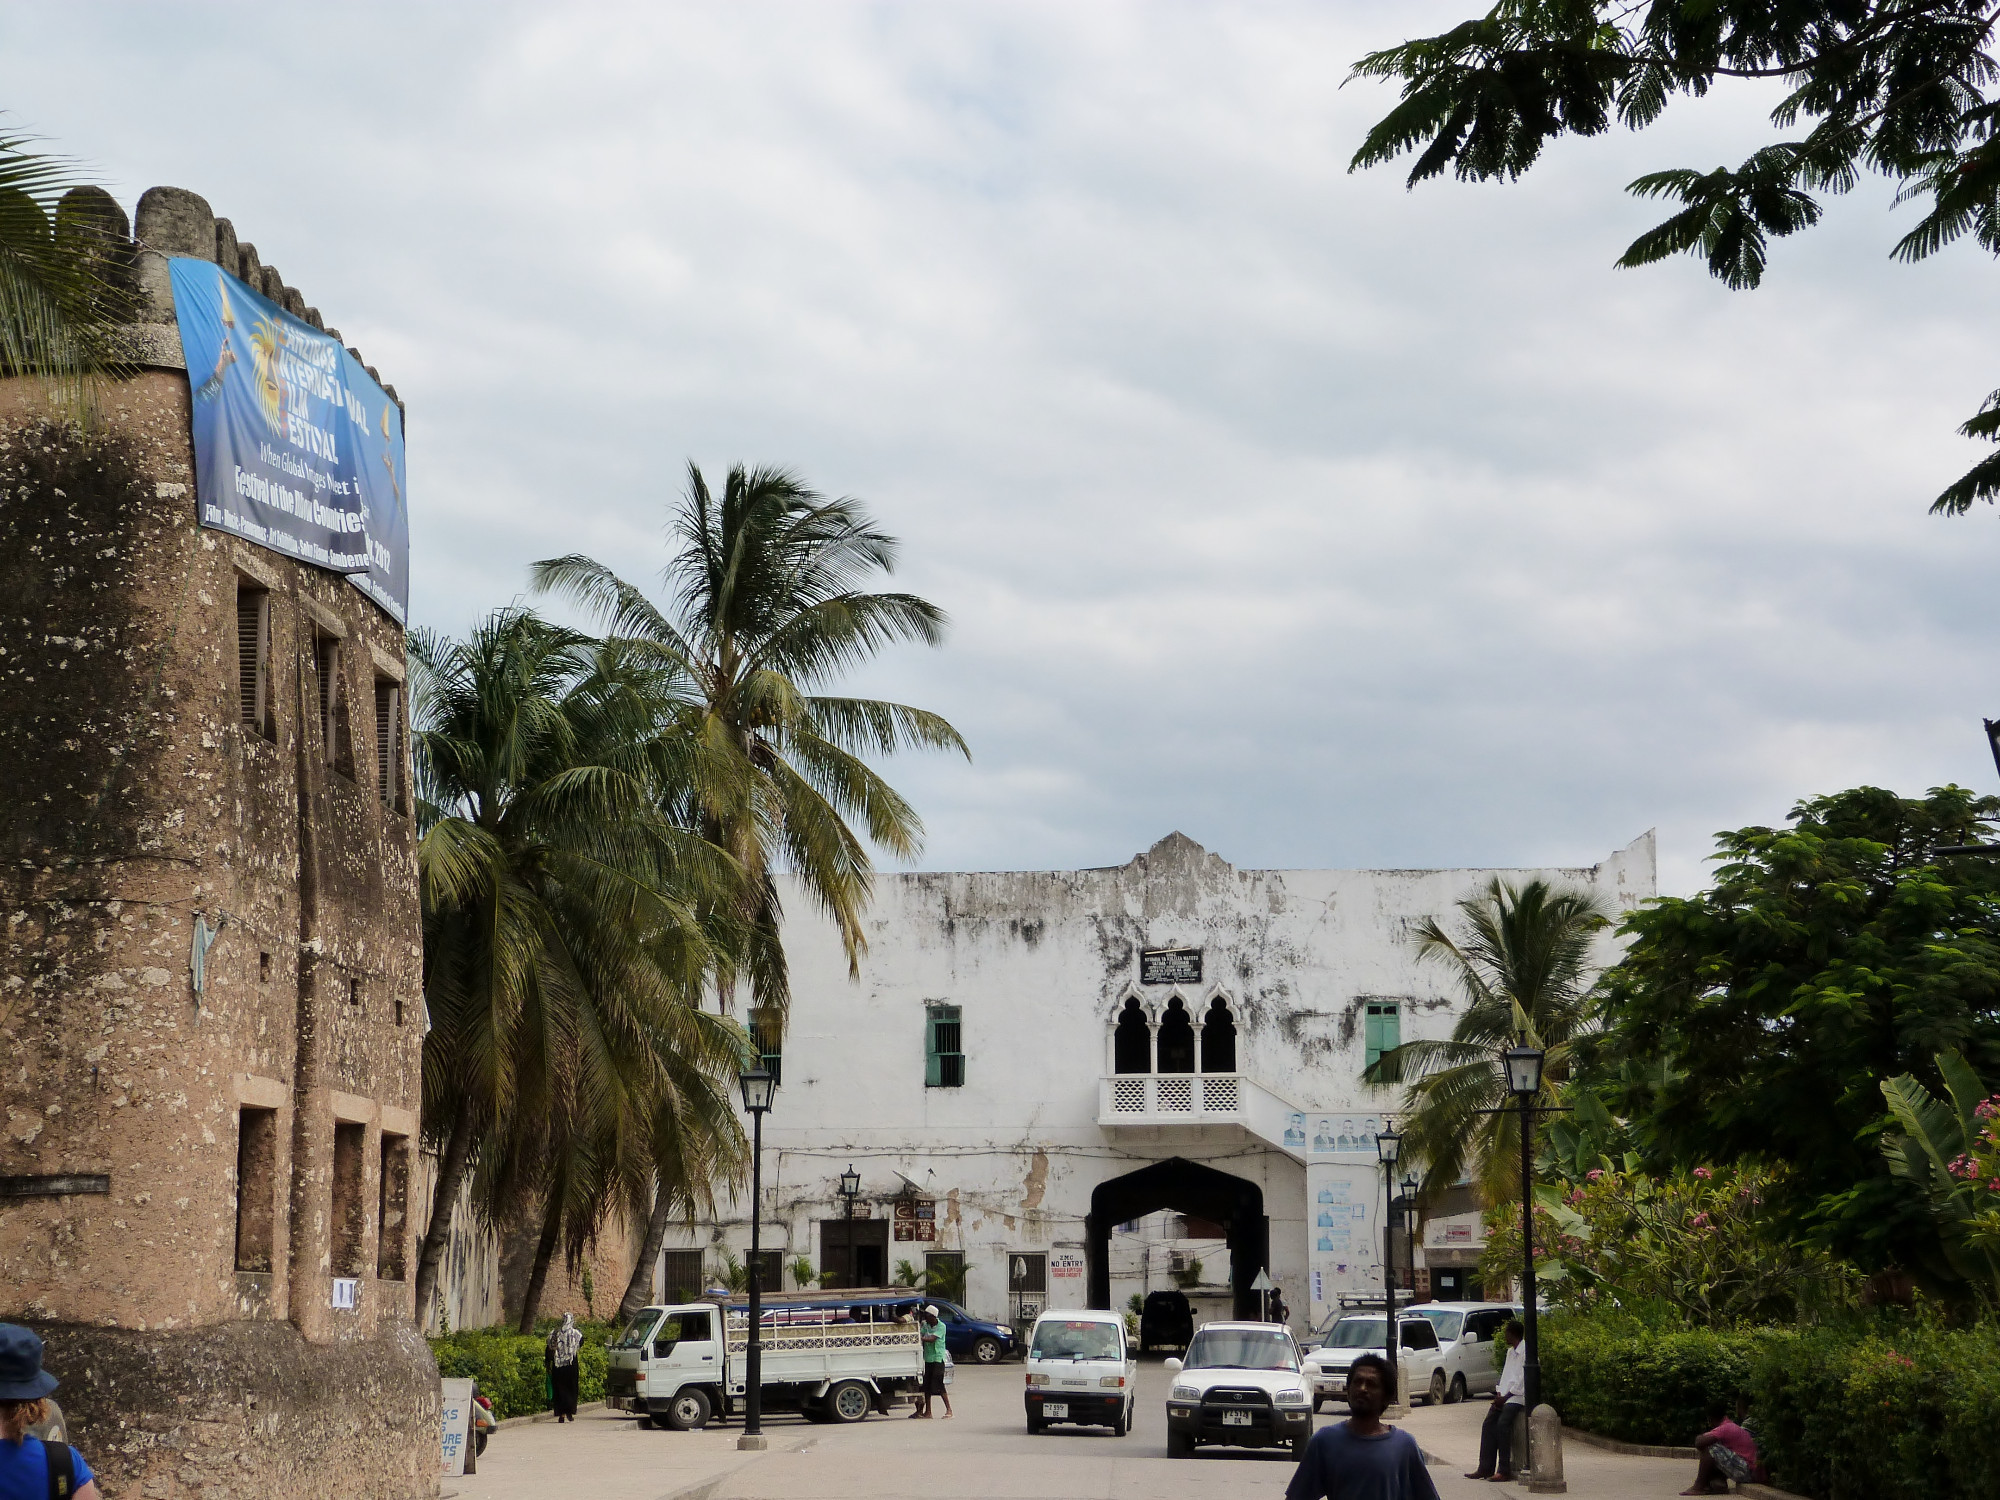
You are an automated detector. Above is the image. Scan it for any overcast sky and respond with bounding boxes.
[10,2,2000,894]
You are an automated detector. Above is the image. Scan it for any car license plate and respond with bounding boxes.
[1223,1410,1252,1426]
[1043,1403,1068,1418]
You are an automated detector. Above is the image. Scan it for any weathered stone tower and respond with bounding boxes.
[1,187,436,1497]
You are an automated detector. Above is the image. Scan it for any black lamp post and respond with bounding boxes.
[1375,1120,1402,1409]
[838,1164,861,1289]
[1401,1173,1419,1304]
[1502,1037,1546,1431]
[738,1066,776,1450]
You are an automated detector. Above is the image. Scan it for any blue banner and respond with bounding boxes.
[170,256,409,624]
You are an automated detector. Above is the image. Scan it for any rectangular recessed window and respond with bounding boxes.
[376,1133,409,1281]
[233,1106,277,1272]
[235,580,271,737]
[348,976,363,1010]
[330,1121,367,1278]
[316,632,353,777]
[749,1248,784,1294]
[749,1006,782,1087]
[925,1003,964,1088]
[659,1248,704,1303]
[374,678,404,812]
[1364,1000,1402,1072]
[259,951,272,983]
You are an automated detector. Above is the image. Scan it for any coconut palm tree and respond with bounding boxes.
[409,609,748,1323]
[534,464,970,1320]
[0,135,136,412]
[1365,878,1611,1207]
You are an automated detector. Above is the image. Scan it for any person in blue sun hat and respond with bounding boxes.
[0,1325,97,1500]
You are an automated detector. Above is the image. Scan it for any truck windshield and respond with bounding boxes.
[1325,1318,1386,1349]
[1031,1320,1122,1360]
[614,1312,662,1350]
[1187,1329,1298,1372]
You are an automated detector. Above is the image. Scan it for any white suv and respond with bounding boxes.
[1163,1322,1313,1459]
[1300,1312,1447,1410]
[1409,1302,1521,1405]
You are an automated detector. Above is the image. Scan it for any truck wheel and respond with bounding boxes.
[1026,1416,1045,1434]
[1427,1371,1447,1406]
[971,1336,1003,1364]
[825,1381,873,1424]
[1447,1374,1467,1405]
[1311,1394,1325,1413]
[1167,1427,1193,1458]
[662,1389,711,1431]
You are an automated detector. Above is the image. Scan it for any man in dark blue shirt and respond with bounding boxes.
[1285,1353,1440,1500]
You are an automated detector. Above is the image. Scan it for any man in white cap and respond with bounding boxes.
[911,1306,952,1419]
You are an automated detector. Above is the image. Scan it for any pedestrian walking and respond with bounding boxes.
[545,1313,583,1424]
[1,1324,99,1500]
[1269,1285,1290,1326]
[1466,1320,1526,1482]
[910,1305,952,1419]
[1286,1353,1438,1500]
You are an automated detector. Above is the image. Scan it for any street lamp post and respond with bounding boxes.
[838,1164,861,1289]
[1502,1037,1547,1448]
[1401,1173,1419,1305]
[1375,1120,1402,1412]
[738,1066,777,1451]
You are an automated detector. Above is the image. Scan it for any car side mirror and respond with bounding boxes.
[1164,1357,1183,1374]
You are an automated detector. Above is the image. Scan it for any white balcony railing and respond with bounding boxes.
[1097,1071,1307,1158]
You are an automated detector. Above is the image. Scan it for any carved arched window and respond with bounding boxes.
[1200,996,1237,1073]
[1113,998,1152,1075]
[1156,997,1196,1074]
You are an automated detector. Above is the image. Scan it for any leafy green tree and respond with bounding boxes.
[409,609,747,1324]
[1349,3,2000,515]
[1880,1049,2000,1307]
[535,464,969,1317]
[1591,785,2000,1284]
[1368,877,1612,1205]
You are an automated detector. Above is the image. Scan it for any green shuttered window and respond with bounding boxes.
[925,1003,964,1088]
[1364,1000,1401,1072]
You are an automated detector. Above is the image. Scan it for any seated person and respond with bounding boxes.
[1681,1401,1761,1495]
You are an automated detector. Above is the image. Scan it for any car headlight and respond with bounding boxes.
[1170,1384,1200,1401]
[998,1326,1014,1337]
[1026,1373,1048,1387]
[1274,1389,1310,1406]
[1099,1375,1126,1388]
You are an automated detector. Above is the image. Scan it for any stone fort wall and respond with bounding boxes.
[1,186,435,1497]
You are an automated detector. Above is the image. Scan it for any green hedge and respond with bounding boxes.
[1538,1315,2000,1500]
[429,1322,615,1420]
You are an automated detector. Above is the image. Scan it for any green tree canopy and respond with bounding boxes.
[1349,2,2000,514]
[1590,785,2000,1287]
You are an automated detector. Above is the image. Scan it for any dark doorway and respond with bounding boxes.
[1086,1157,1268,1320]
[1432,1268,1477,1301]
[1156,998,1196,1073]
[1113,998,1152,1074]
[1200,997,1236,1072]
[819,1217,889,1287]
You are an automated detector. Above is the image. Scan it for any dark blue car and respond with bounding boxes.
[835,1293,1019,1363]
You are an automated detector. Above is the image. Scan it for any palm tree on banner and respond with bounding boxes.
[534,462,969,1317]
[409,609,748,1324]
[1364,878,1611,1207]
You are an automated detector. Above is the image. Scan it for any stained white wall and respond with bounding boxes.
[671,830,1654,1331]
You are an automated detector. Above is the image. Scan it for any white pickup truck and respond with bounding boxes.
[606,1294,926,1429]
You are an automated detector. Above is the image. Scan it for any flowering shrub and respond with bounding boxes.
[1479,1161,1843,1325]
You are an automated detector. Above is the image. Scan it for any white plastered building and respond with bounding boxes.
[664,830,1655,1334]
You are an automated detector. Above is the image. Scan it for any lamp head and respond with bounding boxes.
[839,1164,861,1198]
[1376,1121,1402,1166]
[1501,1040,1546,1098]
[738,1065,776,1114]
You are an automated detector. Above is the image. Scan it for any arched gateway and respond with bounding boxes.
[1085,1158,1268,1321]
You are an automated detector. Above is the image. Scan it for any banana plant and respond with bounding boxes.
[1880,1051,2000,1309]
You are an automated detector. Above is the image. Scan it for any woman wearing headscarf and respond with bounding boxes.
[545,1313,583,1423]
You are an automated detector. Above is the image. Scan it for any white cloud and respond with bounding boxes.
[8,0,2000,896]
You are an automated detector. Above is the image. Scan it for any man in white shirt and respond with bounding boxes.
[1466,1320,1526,1482]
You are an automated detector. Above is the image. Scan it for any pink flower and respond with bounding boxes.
[1691,1213,1712,1229]
[1586,1169,1604,1183]
[1975,1097,1998,1121]
[1693,1167,1713,1180]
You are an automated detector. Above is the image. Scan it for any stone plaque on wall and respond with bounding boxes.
[1140,947,1202,984]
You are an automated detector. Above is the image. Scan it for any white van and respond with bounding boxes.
[1022,1309,1135,1435]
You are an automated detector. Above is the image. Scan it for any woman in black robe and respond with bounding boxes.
[546,1312,583,1422]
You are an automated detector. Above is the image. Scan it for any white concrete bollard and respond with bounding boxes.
[1526,1403,1567,1493]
